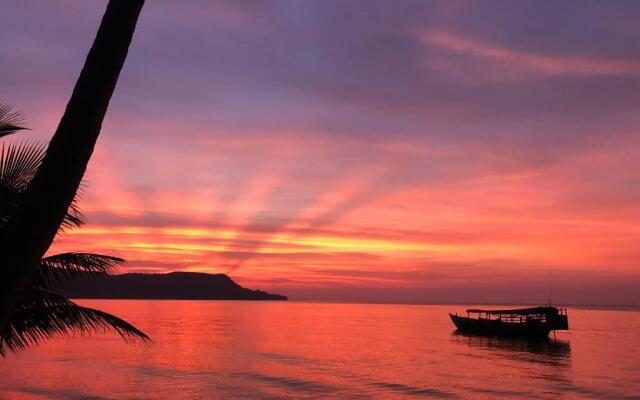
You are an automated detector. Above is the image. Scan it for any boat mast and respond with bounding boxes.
[546,267,552,307]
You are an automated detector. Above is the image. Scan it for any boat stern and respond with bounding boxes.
[549,312,569,330]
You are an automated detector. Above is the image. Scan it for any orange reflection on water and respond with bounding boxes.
[0,302,638,399]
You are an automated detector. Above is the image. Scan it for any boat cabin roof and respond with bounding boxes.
[466,306,558,315]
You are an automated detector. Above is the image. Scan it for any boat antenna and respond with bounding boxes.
[546,268,552,307]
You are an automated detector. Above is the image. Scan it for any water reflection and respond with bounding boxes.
[451,331,571,360]
[3,303,638,399]
[452,331,571,368]
[451,330,574,396]
[451,331,571,365]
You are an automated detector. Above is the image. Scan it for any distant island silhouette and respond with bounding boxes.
[56,271,287,301]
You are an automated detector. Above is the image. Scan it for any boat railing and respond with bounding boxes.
[455,307,567,325]
[462,311,567,324]
[479,314,547,324]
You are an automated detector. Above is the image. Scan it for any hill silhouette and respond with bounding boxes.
[56,271,287,301]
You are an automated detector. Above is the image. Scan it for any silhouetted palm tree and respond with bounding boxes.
[0,0,144,336]
[0,106,148,356]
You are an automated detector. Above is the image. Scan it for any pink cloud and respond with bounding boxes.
[420,30,640,77]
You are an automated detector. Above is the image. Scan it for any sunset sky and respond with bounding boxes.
[2,0,639,304]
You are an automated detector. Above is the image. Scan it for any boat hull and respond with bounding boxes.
[449,314,553,337]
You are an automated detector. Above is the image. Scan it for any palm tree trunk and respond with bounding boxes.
[0,1,144,332]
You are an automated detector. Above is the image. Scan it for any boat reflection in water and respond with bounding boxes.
[450,329,573,394]
[451,330,571,361]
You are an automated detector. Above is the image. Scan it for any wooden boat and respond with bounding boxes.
[449,306,568,337]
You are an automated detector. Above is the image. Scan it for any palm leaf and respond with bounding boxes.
[0,142,44,226]
[0,289,149,356]
[0,141,44,193]
[0,104,27,138]
[37,252,124,289]
[0,142,85,229]
[62,186,86,229]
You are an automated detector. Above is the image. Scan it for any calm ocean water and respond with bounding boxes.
[0,301,639,399]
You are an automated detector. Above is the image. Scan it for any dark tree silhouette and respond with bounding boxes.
[0,1,145,336]
[0,108,148,355]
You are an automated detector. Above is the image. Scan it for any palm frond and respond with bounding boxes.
[0,141,45,226]
[0,104,27,138]
[0,141,44,193]
[37,252,124,289]
[62,194,85,229]
[0,141,85,229]
[0,289,149,356]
